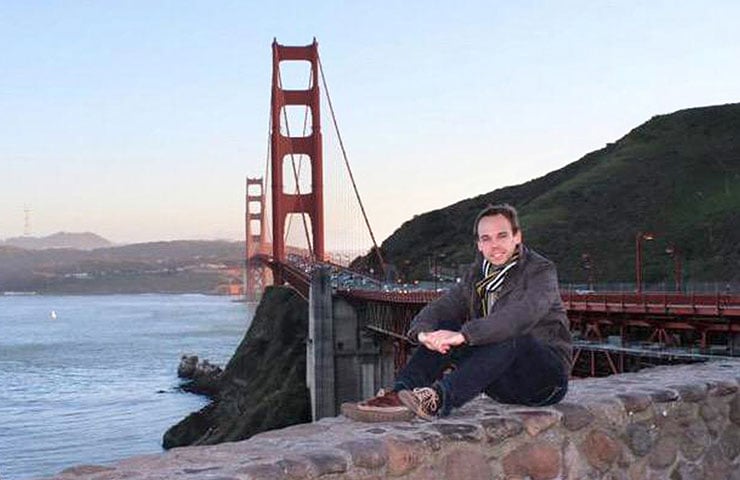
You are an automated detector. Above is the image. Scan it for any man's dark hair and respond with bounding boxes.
[473,204,520,237]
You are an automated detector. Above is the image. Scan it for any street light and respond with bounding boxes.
[580,252,593,291]
[665,244,682,292]
[431,253,447,291]
[635,231,655,293]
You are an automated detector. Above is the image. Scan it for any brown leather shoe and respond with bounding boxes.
[341,389,415,422]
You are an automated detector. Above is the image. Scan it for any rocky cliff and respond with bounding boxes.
[162,286,312,448]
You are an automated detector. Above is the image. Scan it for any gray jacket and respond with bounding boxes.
[407,245,572,372]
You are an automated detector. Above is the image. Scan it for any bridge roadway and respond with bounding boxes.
[263,256,739,342]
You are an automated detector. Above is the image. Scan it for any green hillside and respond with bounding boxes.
[371,103,740,289]
[0,241,244,294]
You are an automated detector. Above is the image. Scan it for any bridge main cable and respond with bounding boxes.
[317,54,385,276]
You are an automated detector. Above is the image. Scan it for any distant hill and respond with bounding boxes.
[2,232,113,250]
[360,103,740,288]
[0,240,244,294]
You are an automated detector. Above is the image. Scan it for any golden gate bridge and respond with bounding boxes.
[240,39,739,378]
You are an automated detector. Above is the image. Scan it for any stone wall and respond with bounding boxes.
[46,361,739,480]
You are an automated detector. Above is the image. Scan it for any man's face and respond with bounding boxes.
[476,214,522,266]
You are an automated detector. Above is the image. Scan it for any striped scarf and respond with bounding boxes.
[474,251,519,316]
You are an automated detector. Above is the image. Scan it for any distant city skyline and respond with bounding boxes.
[2,1,740,251]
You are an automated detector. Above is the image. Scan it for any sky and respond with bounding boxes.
[2,1,739,252]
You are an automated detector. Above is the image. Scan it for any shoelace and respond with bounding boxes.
[413,387,439,413]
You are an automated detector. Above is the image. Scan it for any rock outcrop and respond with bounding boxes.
[176,354,223,396]
[162,286,311,449]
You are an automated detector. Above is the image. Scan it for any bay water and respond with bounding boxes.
[0,294,254,480]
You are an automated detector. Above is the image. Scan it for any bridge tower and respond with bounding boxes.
[270,39,325,284]
[245,177,268,301]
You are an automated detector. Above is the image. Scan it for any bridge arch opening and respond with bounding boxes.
[282,154,313,194]
[284,212,315,253]
[276,59,313,90]
[279,105,313,137]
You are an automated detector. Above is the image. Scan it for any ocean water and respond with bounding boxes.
[0,294,254,480]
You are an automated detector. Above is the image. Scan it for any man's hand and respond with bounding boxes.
[418,329,465,354]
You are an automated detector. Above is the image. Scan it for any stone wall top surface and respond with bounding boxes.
[43,360,740,480]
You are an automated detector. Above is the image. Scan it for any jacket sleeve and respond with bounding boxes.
[460,260,559,346]
[406,281,468,343]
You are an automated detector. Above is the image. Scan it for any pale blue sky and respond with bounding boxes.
[2,1,739,251]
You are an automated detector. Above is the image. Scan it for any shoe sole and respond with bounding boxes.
[397,390,435,421]
[340,402,415,423]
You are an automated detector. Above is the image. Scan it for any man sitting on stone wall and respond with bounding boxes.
[343,204,572,422]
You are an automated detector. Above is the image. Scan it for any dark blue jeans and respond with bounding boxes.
[394,334,568,416]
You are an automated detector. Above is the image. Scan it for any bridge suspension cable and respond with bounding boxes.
[317,54,385,274]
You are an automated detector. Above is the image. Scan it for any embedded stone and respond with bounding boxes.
[502,442,561,480]
[616,392,653,413]
[677,421,710,461]
[607,471,630,480]
[700,399,728,437]
[337,438,388,469]
[383,437,423,476]
[433,422,484,443]
[648,436,677,469]
[645,388,679,403]
[417,430,443,451]
[406,464,439,480]
[628,459,648,480]
[719,427,740,460]
[235,463,286,480]
[274,458,314,478]
[182,466,224,474]
[554,402,595,431]
[441,449,493,480]
[668,383,708,402]
[581,429,620,472]
[700,401,721,421]
[585,398,628,425]
[730,392,740,425]
[480,416,524,444]
[510,409,561,436]
[562,440,590,479]
[708,380,738,397]
[624,422,656,457]
[670,460,704,480]
[59,465,116,476]
[701,444,732,480]
[304,451,348,476]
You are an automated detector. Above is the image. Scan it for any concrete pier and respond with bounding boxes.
[307,267,395,420]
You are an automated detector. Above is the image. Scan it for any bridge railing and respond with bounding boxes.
[561,290,740,317]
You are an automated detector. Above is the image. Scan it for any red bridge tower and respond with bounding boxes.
[270,39,325,284]
[245,176,268,300]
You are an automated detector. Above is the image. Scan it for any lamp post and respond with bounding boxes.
[581,252,593,291]
[635,231,655,293]
[665,244,682,292]
[433,253,447,291]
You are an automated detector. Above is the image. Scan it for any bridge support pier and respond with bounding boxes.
[307,266,335,420]
[307,268,396,420]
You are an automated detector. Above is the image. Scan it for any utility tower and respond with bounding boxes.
[23,205,32,236]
